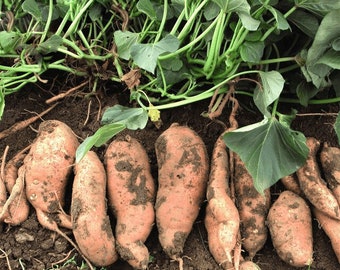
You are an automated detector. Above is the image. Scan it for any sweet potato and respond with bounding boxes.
[267,190,313,267]
[320,142,340,205]
[280,173,302,195]
[313,207,340,263]
[205,136,240,269]
[23,120,79,231]
[155,123,209,265]
[72,150,118,266]
[2,147,30,225]
[234,154,270,259]
[239,261,261,270]
[296,137,340,220]
[105,135,155,270]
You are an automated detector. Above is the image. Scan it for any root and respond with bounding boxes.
[0,247,12,270]
[45,80,89,104]
[0,104,58,140]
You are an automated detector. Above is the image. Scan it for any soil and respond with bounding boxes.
[0,77,339,270]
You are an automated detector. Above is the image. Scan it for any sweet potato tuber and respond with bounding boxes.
[320,142,340,206]
[267,190,313,267]
[280,173,302,195]
[155,123,209,265]
[23,120,79,231]
[296,137,340,220]
[205,136,240,269]
[313,207,340,263]
[105,135,155,270]
[72,150,118,266]
[234,154,270,259]
[2,147,30,225]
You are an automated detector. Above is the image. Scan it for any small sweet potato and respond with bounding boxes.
[24,120,79,231]
[72,150,118,266]
[234,154,270,259]
[105,135,155,270]
[320,142,340,206]
[296,137,340,220]
[280,173,302,195]
[155,123,209,264]
[267,190,313,267]
[313,207,340,263]
[2,147,30,225]
[205,136,240,269]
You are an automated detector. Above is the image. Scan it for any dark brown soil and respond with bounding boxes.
[0,79,339,270]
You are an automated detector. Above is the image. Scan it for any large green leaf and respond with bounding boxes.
[253,71,285,117]
[303,9,340,88]
[136,0,157,20]
[22,0,42,20]
[37,35,63,54]
[224,118,309,193]
[130,34,180,73]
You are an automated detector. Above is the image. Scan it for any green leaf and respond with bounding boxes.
[277,109,298,128]
[76,123,126,163]
[130,34,180,73]
[22,0,42,20]
[114,31,139,60]
[296,81,319,107]
[137,0,157,20]
[295,0,340,16]
[301,9,340,88]
[0,31,21,53]
[224,118,309,193]
[101,105,148,130]
[253,71,285,117]
[316,50,340,69]
[265,6,290,30]
[287,10,319,38]
[37,35,63,54]
[240,41,265,63]
[335,112,340,145]
[212,0,260,30]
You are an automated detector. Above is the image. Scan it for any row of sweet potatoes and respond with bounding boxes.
[0,120,340,270]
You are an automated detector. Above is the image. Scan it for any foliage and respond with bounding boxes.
[1,0,340,192]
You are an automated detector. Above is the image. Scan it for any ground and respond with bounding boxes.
[0,77,339,270]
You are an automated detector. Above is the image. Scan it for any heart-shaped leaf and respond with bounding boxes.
[224,118,309,193]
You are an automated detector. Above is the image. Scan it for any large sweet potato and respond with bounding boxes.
[24,120,79,231]
[267,190,313,267]
[72,150,118,266]
[155,123,209,265]
[105,135,155,270]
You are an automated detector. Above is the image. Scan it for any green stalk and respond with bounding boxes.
[159,17,219,61]
[64,0,94,38]
[154,0,168,43]
[177,0,209,41]
[40,0,53,43]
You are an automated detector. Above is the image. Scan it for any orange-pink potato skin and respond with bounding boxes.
[24,120,79,229]
[155,124,209,259]
[72,150,118,266]
[105,136,155,270]
[267,190,313,267]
